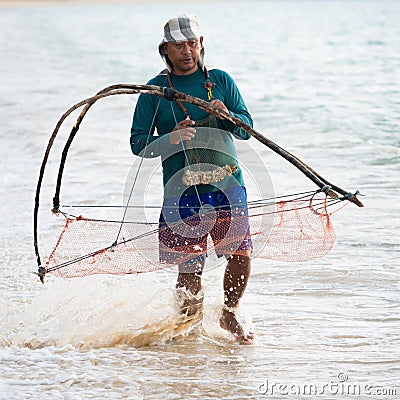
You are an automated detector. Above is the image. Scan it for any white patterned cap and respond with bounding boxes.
[158,14,205,72]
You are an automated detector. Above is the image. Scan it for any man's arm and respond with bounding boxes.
[130,93,170,158]
[213,70,253,140]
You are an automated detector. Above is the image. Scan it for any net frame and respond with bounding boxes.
[33,84,363,283]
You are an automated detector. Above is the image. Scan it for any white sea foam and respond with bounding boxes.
[2,271,252,350]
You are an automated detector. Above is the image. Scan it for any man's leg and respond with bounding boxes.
[175,256,205,316]
[176,270,203,295]
[220,252,254,344]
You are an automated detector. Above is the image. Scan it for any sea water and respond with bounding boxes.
[0,1,399,399]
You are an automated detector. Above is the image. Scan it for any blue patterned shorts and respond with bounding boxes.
[158,186,252,269]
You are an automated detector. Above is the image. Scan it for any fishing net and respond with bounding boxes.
[44,192,335,279]
[34,84,362,283]
[183,115,238,186]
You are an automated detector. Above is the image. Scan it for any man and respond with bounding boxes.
[130,14,254,344]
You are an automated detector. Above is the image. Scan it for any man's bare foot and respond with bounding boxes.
[219,307,254,345]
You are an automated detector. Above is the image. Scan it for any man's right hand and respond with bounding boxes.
[169,117,196,144]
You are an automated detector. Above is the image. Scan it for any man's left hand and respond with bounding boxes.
[207,100,229,119]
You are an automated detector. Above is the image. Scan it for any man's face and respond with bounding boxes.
[163,37,203,76]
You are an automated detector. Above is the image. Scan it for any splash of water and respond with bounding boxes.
[2,273,253,349]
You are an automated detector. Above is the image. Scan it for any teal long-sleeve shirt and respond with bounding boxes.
[130,68,253,196]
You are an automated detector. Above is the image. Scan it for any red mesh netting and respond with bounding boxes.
[45,194,335,278]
